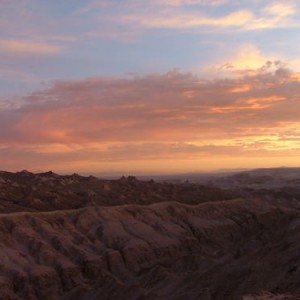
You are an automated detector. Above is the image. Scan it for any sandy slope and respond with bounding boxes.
[0,198,300,300]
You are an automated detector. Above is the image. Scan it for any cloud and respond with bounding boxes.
[0,68,300,157]
[151,0,229,6]
[120,1,298,31]
[247,2,297,30]
[122,10,254,29]
[1,65,300,173]
[263,2,296,18]
[209,44,285,77]
[75,0,299,45]
[0,39,63,56]
[228,44,274,70]
[2,67,300,144]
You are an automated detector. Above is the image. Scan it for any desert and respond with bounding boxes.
[0,169,300,299]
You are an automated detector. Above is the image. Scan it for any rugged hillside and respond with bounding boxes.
[0,170,300,299]
[207,167,300,190]
[0,170,236,213]
[0,198,300,299]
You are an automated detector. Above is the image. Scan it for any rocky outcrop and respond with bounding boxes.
[0,198,299,299]
[0,171,236,213]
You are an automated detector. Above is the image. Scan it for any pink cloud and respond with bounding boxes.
[1,66,300,173]
[1,67,300,143]
[0,39,63,55]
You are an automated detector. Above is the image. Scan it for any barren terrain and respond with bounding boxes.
[0,170,300,299]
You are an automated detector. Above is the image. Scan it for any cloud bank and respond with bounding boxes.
[1,65,300,173]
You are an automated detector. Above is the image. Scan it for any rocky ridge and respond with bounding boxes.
[0,170,236,213]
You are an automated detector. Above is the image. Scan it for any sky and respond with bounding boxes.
[1,0,300,175]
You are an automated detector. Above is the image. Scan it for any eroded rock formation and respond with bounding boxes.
[0,197,299,299]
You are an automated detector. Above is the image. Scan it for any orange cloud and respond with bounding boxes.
[229,85,252,93]
[290,73,300,81]
[1,66,300,173]
[210,95,286,113]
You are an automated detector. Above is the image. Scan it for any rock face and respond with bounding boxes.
[0,198,299,299]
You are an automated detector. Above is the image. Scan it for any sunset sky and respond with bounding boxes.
[1,0,300,175]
